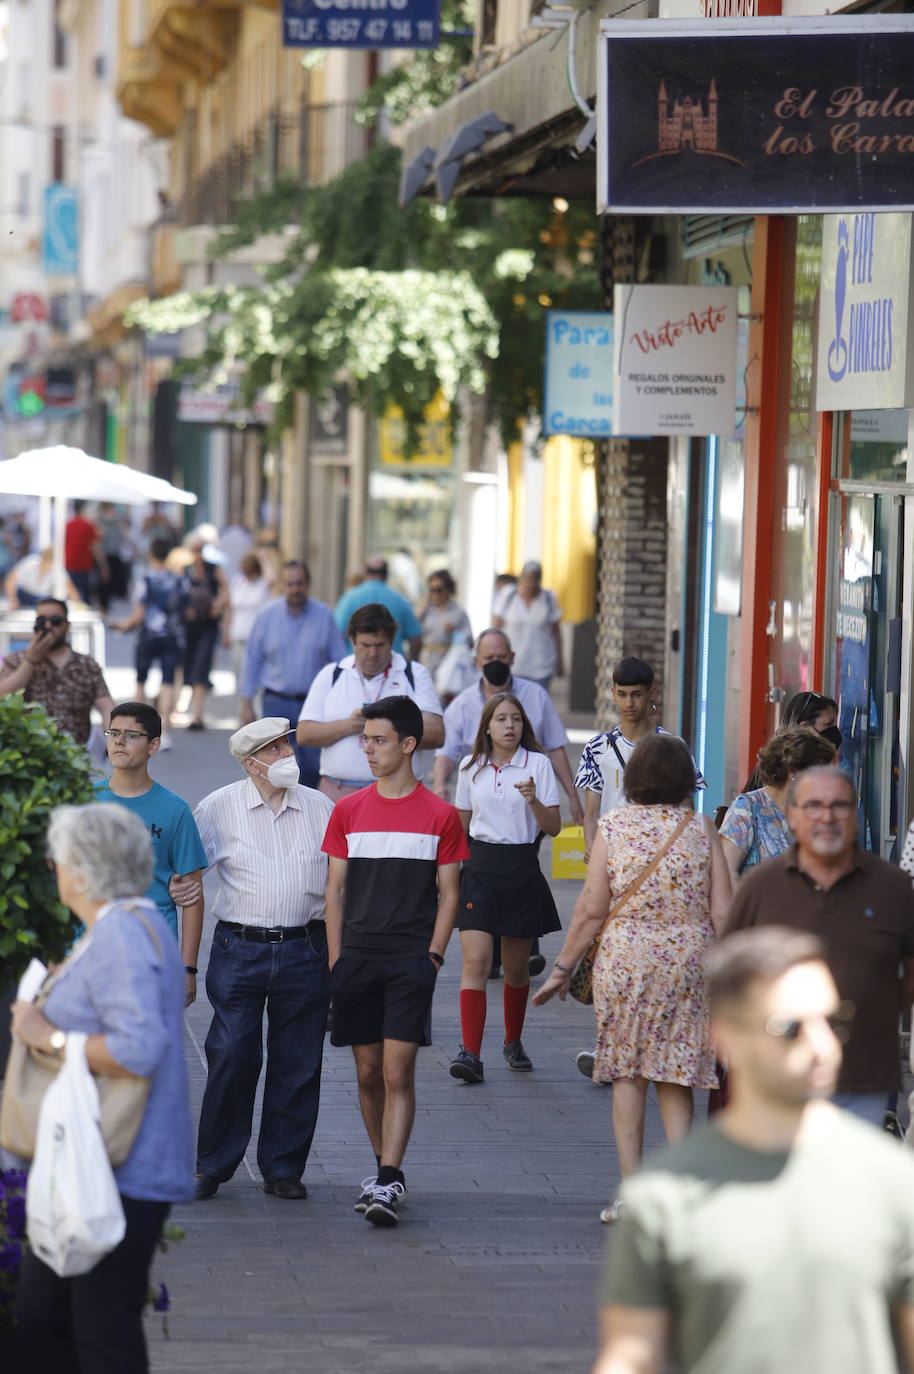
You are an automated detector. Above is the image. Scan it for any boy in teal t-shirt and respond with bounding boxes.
[95,700,207,1006]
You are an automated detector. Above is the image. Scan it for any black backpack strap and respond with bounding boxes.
[331,662,342,686]
[405,660,415,690]
[608,729,627,774]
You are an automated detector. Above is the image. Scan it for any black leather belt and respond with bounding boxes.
[217,920,322,943]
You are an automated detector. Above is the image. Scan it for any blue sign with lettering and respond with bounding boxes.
[282,0,439,48]
[544,311,614,437]
[42,184,78,277]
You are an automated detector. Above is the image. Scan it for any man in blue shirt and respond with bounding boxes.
[112,539,185,750]
[239,560,345,789]
[334,556,423,658]
[95,700,207,1006]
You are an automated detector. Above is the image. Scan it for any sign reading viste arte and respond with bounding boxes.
[613,284,739,436]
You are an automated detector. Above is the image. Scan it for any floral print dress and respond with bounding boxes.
[592,805,718,1089]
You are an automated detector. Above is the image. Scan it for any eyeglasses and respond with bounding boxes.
[103,729,150,743]
[765,1010,852,1042]
[34,615,65,629]
[428,584,446,593]
[795,800,855,818]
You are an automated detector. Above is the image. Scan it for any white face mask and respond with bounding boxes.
[258,756,300,789]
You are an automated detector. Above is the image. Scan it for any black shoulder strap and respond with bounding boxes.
[608,729,627,774]
[333,659,414,688]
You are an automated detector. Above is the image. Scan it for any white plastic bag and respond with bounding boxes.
[26,1032,126,1277]
[435,642,476,698]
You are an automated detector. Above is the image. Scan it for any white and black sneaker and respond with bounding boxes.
[354,1176,377,1213]
[364,1180,406,1227]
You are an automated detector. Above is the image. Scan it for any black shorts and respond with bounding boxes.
[329,954,437,1047]
[135,633,180,686]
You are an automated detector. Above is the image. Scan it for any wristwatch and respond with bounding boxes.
[49,1029,66,1056]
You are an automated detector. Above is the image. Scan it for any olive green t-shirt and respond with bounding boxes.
[604,1114,914,1374]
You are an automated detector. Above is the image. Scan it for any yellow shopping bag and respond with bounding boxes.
[551,825,588,880]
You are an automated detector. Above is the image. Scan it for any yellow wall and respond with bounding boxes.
[504,436,596,623]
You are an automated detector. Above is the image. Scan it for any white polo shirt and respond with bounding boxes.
[454,748,560,844]
[299,651,442,784]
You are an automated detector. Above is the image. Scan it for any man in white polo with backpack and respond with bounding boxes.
[297,603,445,803]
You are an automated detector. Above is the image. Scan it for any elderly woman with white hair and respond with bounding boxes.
[492,561,564,692]
[10,802,194,1374]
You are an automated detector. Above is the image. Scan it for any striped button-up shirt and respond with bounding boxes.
[193,778,334,928]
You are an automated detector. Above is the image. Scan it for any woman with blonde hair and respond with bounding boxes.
[720,726,837,883]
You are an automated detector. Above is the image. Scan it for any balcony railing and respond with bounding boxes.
[179,102,369,227]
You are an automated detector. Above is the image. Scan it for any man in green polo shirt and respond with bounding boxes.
[598,926,914,1374]
[724,765,914,1125]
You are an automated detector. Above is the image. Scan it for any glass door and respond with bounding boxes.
[832,490,904,855]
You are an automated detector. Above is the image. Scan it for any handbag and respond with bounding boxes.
[26,1033,126,1277]
[568,811,693,1005]
[0,906,159,1166]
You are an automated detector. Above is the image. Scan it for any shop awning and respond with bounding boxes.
[397,14,601,201]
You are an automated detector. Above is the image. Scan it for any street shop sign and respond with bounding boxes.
[282,0,439,48]
[613,284,738,437]
[815,213,914,413]
[597,17,914,214]
[543,312,614,437]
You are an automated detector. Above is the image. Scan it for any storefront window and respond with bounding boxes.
[772,214,821,699]
[841,409,909,483]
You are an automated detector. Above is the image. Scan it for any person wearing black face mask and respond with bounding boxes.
[743,692,841,792]
[432,629,583,826]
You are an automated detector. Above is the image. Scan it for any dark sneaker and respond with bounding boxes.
[354,1176,377,1213]
[194,1174,220,1200]
[503,1040,533,1072]
[528,953,547,976]
[576,1050,596,1079]
[449,1047,484,1083]
[364,1180,406,1227]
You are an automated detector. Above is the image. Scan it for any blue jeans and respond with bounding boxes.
[262,690,320,790]
[832,1091,888,1127]
[197,922,329,1182]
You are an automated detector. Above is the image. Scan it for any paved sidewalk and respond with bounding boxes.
[142,722,671,1374]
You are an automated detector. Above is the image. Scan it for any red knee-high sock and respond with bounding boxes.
[460,989,487,1056]
[503,982,530,1044]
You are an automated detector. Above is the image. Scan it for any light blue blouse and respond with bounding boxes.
[719,788,792,873]
[42,898,194,1203]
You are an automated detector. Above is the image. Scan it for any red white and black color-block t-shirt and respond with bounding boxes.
[322,782,469,958]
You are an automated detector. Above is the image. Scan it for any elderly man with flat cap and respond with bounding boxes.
[192,718,334,1201]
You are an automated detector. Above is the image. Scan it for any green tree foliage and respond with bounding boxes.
[128,88,601,443]
[0,697,96,979]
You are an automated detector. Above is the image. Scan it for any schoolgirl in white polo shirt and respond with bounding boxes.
[449,692,561,1083]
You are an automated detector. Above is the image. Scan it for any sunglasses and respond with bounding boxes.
[34,615,66,629]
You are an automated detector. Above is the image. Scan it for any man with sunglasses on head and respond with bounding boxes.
[597,926,914,1374]
[0,596,115,746]
[724,766,914,1126]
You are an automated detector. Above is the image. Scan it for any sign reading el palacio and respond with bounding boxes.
[598,17,914,214]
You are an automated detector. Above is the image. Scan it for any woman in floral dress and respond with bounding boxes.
[534,734,731,1221]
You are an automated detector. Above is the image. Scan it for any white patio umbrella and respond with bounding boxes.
[0,446,198,598]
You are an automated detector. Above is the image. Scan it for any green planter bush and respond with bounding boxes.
[0,694,96,981]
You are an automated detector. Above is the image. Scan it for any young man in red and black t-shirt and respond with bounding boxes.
[323,695,468,1227]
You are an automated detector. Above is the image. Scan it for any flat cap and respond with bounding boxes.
[228,717,292,760]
